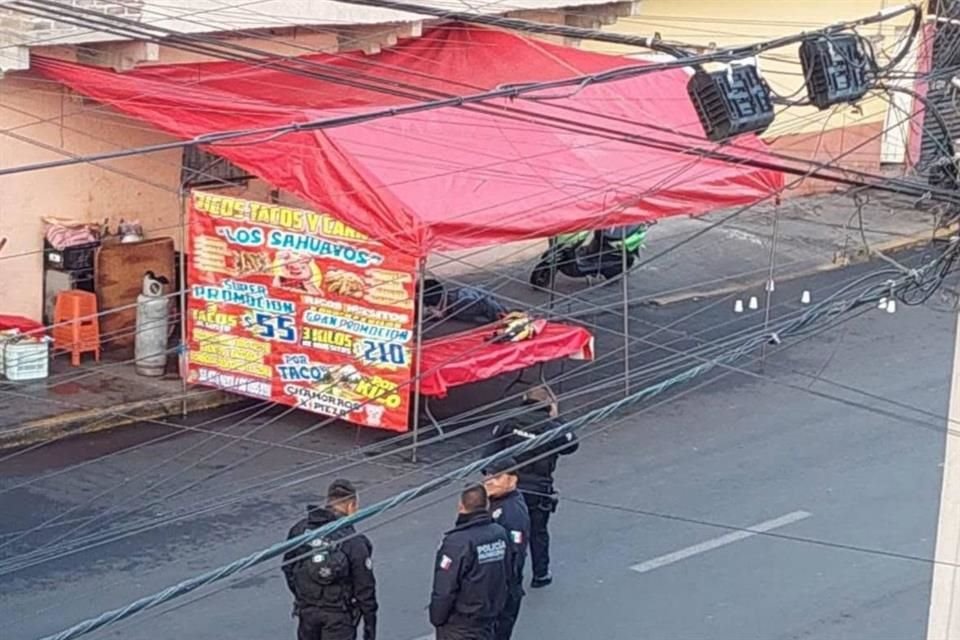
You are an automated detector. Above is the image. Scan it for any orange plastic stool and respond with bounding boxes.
[52,290,101,367]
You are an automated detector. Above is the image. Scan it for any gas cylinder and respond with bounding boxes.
[135,271,171,377]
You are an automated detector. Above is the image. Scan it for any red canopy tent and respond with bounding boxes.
[29,25,785,439]
[30,24,783,257]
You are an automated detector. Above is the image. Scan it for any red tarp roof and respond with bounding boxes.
[31,24,783,256]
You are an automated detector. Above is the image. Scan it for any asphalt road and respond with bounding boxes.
[1,261,954,640]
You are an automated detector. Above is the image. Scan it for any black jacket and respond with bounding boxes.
[484,409,579,494]
[489,489,530,594]
[430,510,510,628]
[283,506,378,637]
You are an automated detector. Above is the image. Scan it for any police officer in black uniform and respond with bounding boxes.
[483,457,530,640]
[283,479,378,640]
[484,386,578,588]
[430,484,511,640]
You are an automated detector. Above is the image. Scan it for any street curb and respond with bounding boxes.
[647,224,959,307]
[0,388,243,450]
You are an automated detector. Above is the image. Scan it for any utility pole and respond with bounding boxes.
[926,302,960,640]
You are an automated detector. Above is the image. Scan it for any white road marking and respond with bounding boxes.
[408,634,434,640]
[630,510,812,575]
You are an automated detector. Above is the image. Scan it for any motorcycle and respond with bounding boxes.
[529,225,647,288]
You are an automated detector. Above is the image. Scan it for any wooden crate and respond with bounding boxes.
[95,238,175,351]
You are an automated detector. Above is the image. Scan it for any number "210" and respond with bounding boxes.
[362,340,406,365]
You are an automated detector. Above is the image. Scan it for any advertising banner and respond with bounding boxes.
[186,191,417,431]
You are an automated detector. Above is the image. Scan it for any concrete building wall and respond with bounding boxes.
[0,75,179,320]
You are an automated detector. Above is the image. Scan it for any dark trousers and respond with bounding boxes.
[436,618,496,640]
[524,492,554,578]
[297,607,357,640]
[494,591,523,640]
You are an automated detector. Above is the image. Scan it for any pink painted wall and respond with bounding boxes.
[0,75,181,320]
[0,74,275,321]
[0,25,421,322]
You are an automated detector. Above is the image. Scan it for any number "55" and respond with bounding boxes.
[254,313,297,343]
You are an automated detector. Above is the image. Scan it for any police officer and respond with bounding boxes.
[484,386,578,588]
[430,484,511,640]
[483,457,530,640]
[283,479,378,640]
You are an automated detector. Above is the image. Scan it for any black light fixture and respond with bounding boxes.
[687,63,775,142]
[799,33,874,110]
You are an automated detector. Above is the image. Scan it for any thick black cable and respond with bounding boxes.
[3,4,953,211]
[0,248,938,576]
[0,0,944,576]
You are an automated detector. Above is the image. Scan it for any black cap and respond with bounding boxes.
[327,478,357,502]
[483,456,519,477]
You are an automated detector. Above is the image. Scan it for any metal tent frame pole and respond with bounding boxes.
[547,237,558,312]
[760,200,781,371]
[621,239,631,395]
[178,185,189,418]
[410,258,426,463]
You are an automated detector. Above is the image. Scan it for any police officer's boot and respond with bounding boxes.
[530,572,552,589]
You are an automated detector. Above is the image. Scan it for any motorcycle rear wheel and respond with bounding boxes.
[530,261,554,288]
[600,251,636,280]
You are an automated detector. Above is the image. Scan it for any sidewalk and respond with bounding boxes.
[0,190,948,449]
[0,352,240,449]
[433,190,950,315]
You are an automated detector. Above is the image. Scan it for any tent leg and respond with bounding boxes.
[760,201,781,371]
[178,185,189,418]
[621,240,630,396]
[424,397,444,436]
[546,237,559,311]
[411,259,426,463]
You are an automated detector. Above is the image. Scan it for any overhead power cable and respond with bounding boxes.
[0,0,944,580]
[5,252,944,585]
[0,109,928,504]
[35,238,960,640]
[0,1,944,608]
[329,0,919,67]
[333,0,697,58]
[0,114,932,545]
[0,2,942,277]
[3,70,922,392]
[1,0,936,524]
[78,300,899,635]
[5,0,954,222]
[0,0,929,197]
[0,246,892,576]
[3,2,951,208]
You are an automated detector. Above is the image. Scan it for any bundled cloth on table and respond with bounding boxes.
[43,218,99,250]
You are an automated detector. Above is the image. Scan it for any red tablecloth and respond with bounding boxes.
[417,322,594,398]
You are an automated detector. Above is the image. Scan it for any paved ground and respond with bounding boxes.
[1,255,954,640]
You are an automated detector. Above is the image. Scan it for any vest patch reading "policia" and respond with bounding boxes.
[476,540,507,564]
